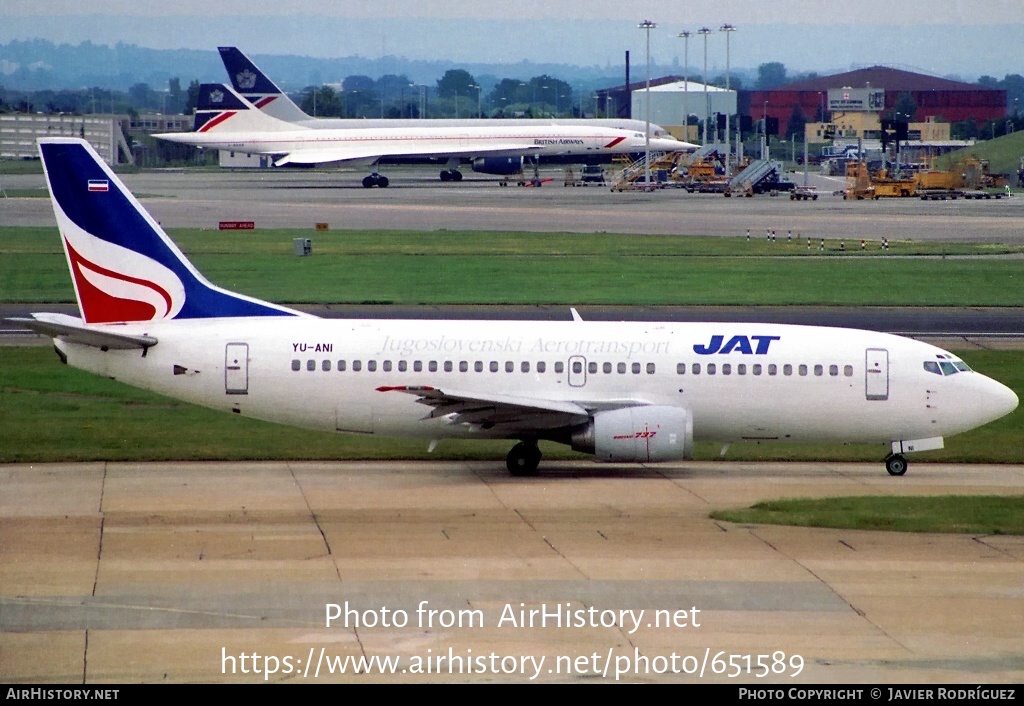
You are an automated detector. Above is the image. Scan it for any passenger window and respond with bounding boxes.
[722,363,731,375]
[783,364,792,376]
[505,361,514,373]
[414,361,423,372]
[572,361,582,374]
[537,362,546,373]
[291,359,301,371]
[383,360,392,372]
[398,360,407,372]
[676,363,686,375]
[367,360,377,372]
[427,361,436,372]
[338,360,346,371]
[322,360,331,372]
[737,364,746,375]
[489,361,498,372]
[753,364,762,375]
[521,361,530,373]
[647,363,656,374]
[798,364,808,376]
[632,362,641,374]
[768,364,777,376]
[306,360,316,371]
[844,365,853,377]
[352,360,362,372]
[440,361,449,372]
[829,365,838,376]
[707,363,716,375]
[588,362,597,374]
[474,361,483,373]
[555,362,564,374]
[618,362,627,374]
[458,361,467,372]
[603,362,612,374]
[692,363,701,375]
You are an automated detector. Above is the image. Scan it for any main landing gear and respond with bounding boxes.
[506,441,542,476]
[362,173,390,188]
[439,169,463,182]
[884,453,908,476]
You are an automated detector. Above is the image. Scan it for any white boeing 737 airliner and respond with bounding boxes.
[13,138,1018,476]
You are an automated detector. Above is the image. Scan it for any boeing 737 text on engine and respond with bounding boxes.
[12,138,1018,477]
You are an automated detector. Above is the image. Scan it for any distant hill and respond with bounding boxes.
[0,39,638,93]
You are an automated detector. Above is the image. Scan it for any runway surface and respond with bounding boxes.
[2,460,1023,683]
[2,167,1022,241]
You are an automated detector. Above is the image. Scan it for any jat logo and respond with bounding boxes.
[693,335,780,355]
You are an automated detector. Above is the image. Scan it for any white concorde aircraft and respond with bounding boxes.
[13,138,1018,476]
[217,46,675,138]
[154,83,691,187]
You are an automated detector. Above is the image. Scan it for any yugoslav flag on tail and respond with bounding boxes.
[218,46,311,123]
[38,138,304,324]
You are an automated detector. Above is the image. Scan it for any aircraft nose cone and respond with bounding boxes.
[978,375,1019,425]
[993,380,1019,417]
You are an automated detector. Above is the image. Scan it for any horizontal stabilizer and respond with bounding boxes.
[7,313,157,350]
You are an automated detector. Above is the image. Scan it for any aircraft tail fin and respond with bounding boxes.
[37,138,305,324]
[192,83,300,133]
[218,46,312,123]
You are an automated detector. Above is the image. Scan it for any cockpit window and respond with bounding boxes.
[939,361,958,375]
[953,361,971,372]
[923,361,941,375]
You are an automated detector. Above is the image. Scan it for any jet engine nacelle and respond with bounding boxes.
[471,156,524,175]
[571,406,693,462]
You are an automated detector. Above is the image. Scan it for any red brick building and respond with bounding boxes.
[741,66,1006,134]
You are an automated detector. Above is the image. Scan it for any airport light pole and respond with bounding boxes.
[638,20,657,188]
[698,27,712,146]
[677,31,691,144]
[720,23,736,176]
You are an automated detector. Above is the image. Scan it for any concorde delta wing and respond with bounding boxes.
[274,142,542,167]
[376,385,590,431]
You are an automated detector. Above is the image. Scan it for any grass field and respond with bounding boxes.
[3,227,1023,306]
[711,495,1024,534]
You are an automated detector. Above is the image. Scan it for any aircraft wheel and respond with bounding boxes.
[439,170,451,182]
[378,176,390,188]
[362,176,375,188]
[885,454,908,476]
[507,442,541,477]
[452,170,463,182]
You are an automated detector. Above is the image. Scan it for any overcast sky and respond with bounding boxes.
[3,1,1021,78]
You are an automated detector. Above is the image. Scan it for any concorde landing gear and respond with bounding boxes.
[439,169,463,182]
[507,441,542,476]
[884,453,908,476]
[362,173,390,188]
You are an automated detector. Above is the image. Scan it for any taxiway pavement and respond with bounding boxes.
[2,460,1022,683]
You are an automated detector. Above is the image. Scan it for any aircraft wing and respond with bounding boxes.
[7,313,157,351]
[276,143,542,166]
[377,385,590,431]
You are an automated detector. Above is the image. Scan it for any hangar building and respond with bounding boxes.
[742,66,1006,135]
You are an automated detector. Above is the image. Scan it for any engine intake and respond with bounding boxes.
[571,406,693,462]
